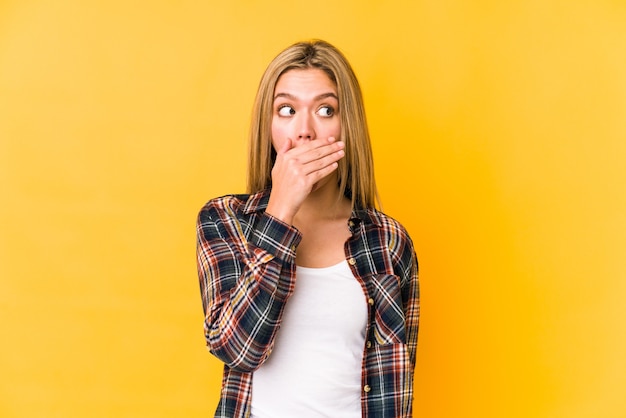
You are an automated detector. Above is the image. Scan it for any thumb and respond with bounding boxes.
[280,138,292,154]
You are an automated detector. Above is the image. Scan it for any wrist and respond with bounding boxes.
[265,199,296,225]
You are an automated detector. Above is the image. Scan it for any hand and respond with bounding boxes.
[266,137,345,224]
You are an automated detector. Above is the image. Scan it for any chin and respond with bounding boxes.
[311,175,335,194]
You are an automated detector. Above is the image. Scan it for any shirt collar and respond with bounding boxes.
[242,189,382,227]
[351,207,383,227]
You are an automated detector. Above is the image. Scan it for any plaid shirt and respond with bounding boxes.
[196,190,419,417]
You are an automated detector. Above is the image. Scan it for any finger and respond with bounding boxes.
[302,148,345,175]
[308,160,340,183]
[278,137,292,155]
[289,140,344,163]
[286,136,342,155]
[307,141,345,163]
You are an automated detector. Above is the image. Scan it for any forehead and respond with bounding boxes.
[274,68,337,96]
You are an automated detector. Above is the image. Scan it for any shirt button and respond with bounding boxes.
[348,258,356,266]
[368,297,374,306]
[290,245,296,252]
[364,385,371,393]
[366,341,372,349]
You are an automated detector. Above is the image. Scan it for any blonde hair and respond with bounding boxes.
[247,40,379,209]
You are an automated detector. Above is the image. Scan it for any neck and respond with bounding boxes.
[295,176,352,223]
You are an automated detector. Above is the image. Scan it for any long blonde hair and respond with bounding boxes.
[247,40,379,209]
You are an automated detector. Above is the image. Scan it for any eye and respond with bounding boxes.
[278,105,295,117]
[317,105,335,117]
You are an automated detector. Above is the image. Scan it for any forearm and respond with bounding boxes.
[197,210,301,371]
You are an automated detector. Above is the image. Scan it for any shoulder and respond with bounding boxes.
[360,207,414,246]
[376,211,418,283]
[197,190,270,222]
[361,207,417,268]
[199,193,249,216]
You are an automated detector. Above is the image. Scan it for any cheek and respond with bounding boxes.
[271,137,283,151]
[322,119,341,139]
[270,120,283,150]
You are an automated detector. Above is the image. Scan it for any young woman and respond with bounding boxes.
[196,40,419,418]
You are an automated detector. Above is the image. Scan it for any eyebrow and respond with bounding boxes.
[273,92,339,101]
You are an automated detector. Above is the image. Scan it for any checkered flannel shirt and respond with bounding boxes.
[196,190,419,417]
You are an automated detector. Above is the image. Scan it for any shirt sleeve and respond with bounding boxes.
[196,200,302,372]
[392,222,419,370]
[403,250,419,370]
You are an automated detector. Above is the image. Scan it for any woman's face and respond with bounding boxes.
[271,68,341,152]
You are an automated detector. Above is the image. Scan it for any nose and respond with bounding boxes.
[296,113,315,141]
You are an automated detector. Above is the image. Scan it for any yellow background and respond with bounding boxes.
[1,1,625,417]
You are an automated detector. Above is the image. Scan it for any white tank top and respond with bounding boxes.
[250,260,367,418]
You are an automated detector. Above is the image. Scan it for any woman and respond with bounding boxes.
[196,40,419,418]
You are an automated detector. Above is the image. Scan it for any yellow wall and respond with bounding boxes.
[1,1,625,417]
